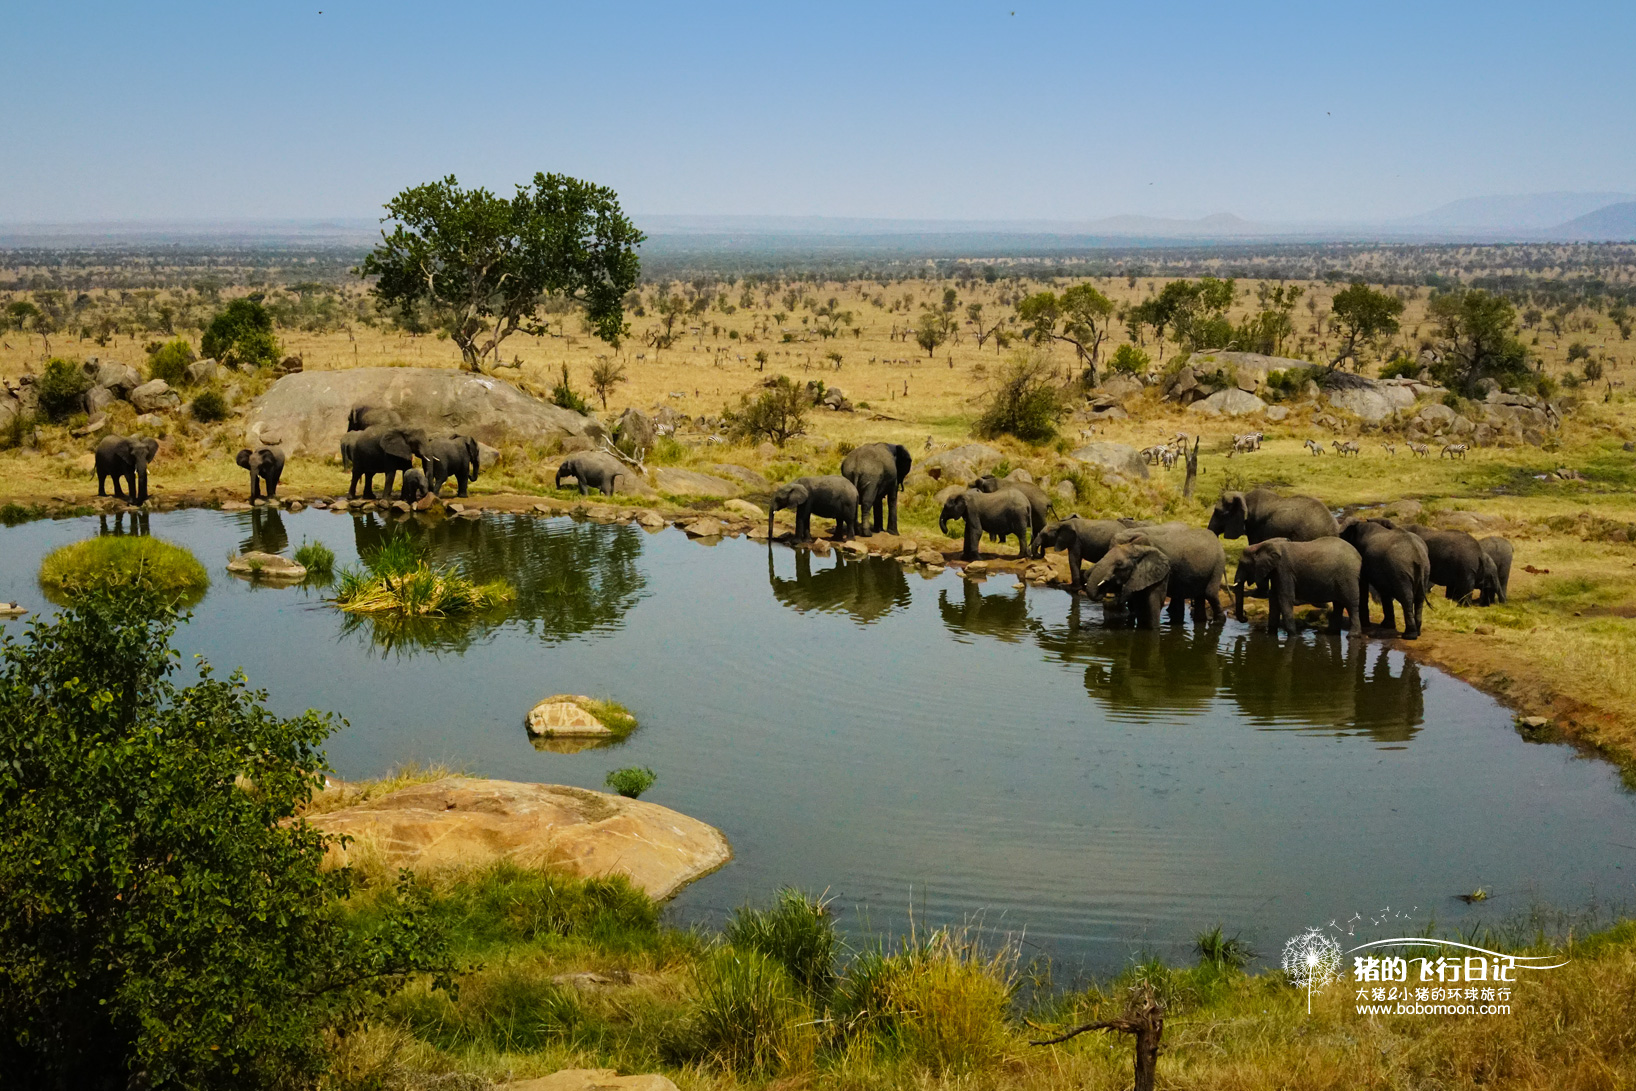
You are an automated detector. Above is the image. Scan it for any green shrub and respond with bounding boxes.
[1264,365,1322,401]
[293,539,335,577]
[974,352,1063,443]
[189,389,229,422]
[724,889,838,997]
[0,502,46,527]
[36,357,90,422]
[723,375,809,446]
[0,587,449,1088]
[38,536,210,604]
[605,765,656,798]
[1194,925,1255,971]
[201,297,280,369]
[1108,343,1151,374]
[147,338,194,384]
[550,363,591,414]
[1378,354,1419,380]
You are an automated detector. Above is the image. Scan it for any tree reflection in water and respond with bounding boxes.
[339,512,647,655]
[766,547,911,625]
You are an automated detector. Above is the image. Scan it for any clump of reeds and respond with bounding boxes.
[333,532,512,618]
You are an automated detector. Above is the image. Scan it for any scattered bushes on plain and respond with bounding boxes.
[724,375,809,447]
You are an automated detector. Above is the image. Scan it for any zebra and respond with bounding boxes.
[1407,441,1430,458]
[1160,447,1179,470]
[1141,444,1168,464]
[1381,443,1396,456]
[1331,439,1360,457]
[1441,443,1469,460]
[1230,433,1259,456]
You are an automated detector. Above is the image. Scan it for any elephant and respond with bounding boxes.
[399,467,430,504]
[1031,516,1148,593]
[347,404,403,432]
[1083,541,1171,628]
[769,475,859,541]
[1400,525,1503,604]
[1479,536,1513,604]
[555,452,628,496]
[94,435,160,504]
[971,474,1051,538]
[1234,537,1363,635]
[1339,518,1429,639]
[420,434,480,497]
[235,444,285,503]
[1109,522,1227,622]
[840,441,913,535]
[1208,487,1339,543]
[343,425,426,500]
[939,487,1032,560]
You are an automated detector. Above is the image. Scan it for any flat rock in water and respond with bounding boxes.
[682,517,724,537]
[500,1070,679,1091]
[226,551,307,580]
[0,602,27,618]
[636,510,667,528]
[306,778,730,900]
[526,696,613,738]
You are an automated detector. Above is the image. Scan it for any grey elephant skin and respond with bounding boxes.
[346,404,403,432]
[939,488,1032,560]
[971,474,1051,538]
[1084,542,1171,628]
[420,434,480,497]
[94,435,160,504]
[556,452,627,496]
[841,442,913,535]
[1235,537,1363,635]
[1111,522,1226,622]
[1478,536,1513,604]
[1340,518,1429,639]
[1209,488,1338,543]
[342,426,425,499]
[770,475,858,541]
[398,467,430,504]
[235,445,286,503]
[1031,516,1148,593]
[1397,524,1502,603]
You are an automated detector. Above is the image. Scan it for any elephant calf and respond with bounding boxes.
[1339,518,1428,639]
[235,445,286,503]
[939,488,1031,560]
[1235,537,1363,635]
[1478,536,1513,605]
[399,467,430,504]
[769,475,858,541]
[1084,541,1170,628]
[555,452,627,496]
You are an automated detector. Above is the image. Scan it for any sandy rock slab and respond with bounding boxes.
[225,551,307,581]
[500,1071,678,1091]
[306,778,730,900]
[527,695,615,738]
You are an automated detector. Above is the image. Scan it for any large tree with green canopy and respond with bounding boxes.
[361,173,644,372]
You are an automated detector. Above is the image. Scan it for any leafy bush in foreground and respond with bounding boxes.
[147,337,195,385]
[0,587,448,1088]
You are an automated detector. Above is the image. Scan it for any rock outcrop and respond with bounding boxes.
[225,551,306,581]
[652,467,738,497]
[306,778,731,900]
[129,379,181,413]
[918,443,1004,481]
[245,367,603,456]
[1070,442,1150,480]
[526,695,618,739]
[1186,388,1267,417]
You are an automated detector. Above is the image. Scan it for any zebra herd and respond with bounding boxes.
[1133,431,1472,465]
[1140,432,1201,470]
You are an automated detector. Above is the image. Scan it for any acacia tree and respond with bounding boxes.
[1327,282,1404,370]
[589,357,628,410]
[914,309,951,357]
[1425,289,1532,393]
[361,173,643,372]
[1016,284,1115,381]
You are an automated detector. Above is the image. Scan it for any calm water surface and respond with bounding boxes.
[3,507,1633,975]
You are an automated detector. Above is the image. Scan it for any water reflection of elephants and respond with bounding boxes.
[942,578,1427,745]
[766,548,911,625]
[341,513,648,655]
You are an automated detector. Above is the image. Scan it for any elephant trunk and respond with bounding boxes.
[768,505,777,541]
[939,513,950,537]
[1084,555,1117,597]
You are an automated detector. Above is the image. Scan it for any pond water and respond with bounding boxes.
[3,507,1634,976]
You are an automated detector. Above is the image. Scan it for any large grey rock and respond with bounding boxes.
[1265,405,1289,422]
[613,407,658,453]
[1097,374,1144,400]
[919,443,1004,481]
[1182,350,1308,380]
[0,389,20,431]
[84,359,143,397]
[1326,385,1394,422]
[244,367,603,456]
[129,379,181,413]
[1187,388,1267,417]
[652,467,739,497]
[1417,403,1457,430]
[1070,442,1149,480]
[185,358,220,385]
[84,385,117,418]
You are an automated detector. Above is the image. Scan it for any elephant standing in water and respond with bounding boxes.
[1209,488,1338,543]
[1234,537,1363,635]
[1339,518,1429,639]
[840,442,912,535]
[1108,523,1226,623]
[94,435,160,504]
[768,548,910,624]
[939,488,1032,560]
[769,475,858,541]
[235,445,285,502]
[1083,541,1171,628]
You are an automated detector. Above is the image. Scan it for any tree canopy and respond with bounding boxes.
[201,295,281,370]
[1016,284,1114,381]
[1425,289,1533,394]
[1327,282,1404,370]
[361,173,644,372]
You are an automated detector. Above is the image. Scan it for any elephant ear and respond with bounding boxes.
[235,448,252,469]
[139,438,160,459]
[787,482,809,507]
[1127,549,1170,593]
[891,444,913,483]
[379,429,415,461]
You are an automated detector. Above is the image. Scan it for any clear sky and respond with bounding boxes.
[2,1,1631,225]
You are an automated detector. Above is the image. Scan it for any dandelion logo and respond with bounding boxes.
[1283,927,1342,1013]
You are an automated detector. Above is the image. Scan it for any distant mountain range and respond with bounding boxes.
[1395,191,1635,230]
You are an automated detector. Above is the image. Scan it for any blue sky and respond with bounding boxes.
[2,1,1631,224]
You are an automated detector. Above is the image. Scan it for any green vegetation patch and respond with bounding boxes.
[38,536,210,604]
[334,532,513,618]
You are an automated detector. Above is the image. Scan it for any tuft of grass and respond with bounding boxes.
[604,766,656,799]
[581,697,637,737]
[301,761,465,817]
[682,946,815,1074]
[0,502,47,527]
[293,538,335,577]
[38,536,209,603]
[1194,924,1256,971]
[724,888,838,998]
